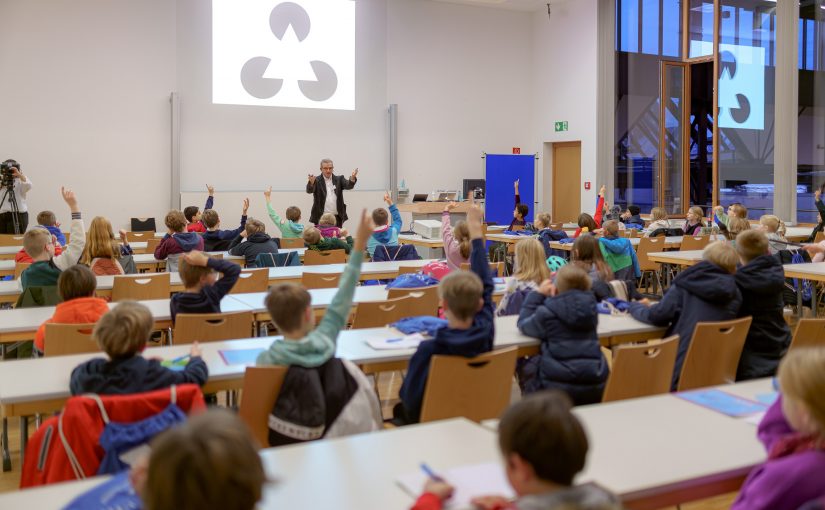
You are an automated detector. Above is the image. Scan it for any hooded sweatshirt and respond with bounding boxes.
[34,296,110,352]
[227,232,281,266]
[629,260,742,389]
[397,238,494,423]
[412,483,622,510]
[169,258,242,323]
[202,214,248,252]
[517,289,608,405]
[153,231,203,260]
[70,354,208,396]
[441,210,469,271]
[317,224,341,239]
[42,225,66,247]
[734,254,791,380]
[598,235,641,278]
[266,202,304,239]
[367,204,402,257]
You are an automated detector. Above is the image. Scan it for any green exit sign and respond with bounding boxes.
[554,121,569,132]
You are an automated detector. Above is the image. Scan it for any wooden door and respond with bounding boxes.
[552,142,582,223]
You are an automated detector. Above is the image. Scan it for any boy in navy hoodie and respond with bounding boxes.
[517,264,608,405]
[630,241,742,389]
[201,198,250,252]
[170,250,242,323]
[154,210,204,273]
[394,202,494,425]
[734,230,791,380]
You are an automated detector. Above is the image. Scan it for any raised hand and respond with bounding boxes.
[242,198,250,214]
[354,209,376,252]
[308,174,316,186]
[599,185,606,197]
[264,186,272,201]
[118,229,128,242]
[350,168,358,180]
[61,186,79,212]
[206,184,215,196]
[514,179,519,190]
[444,201,458,212]
[383,190,393,206]
[183,250,209,267]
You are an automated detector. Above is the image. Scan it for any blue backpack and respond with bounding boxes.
[386,273,440,289]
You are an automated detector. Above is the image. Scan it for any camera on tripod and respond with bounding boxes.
[0,159,20,187]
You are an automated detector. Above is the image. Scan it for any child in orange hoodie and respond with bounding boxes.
[34,264,109,353]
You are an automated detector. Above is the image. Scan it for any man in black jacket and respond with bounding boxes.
[306,158,358,227]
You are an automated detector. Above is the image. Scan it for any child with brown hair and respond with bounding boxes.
[733,230,791,380]
[496,238,551,316]
[731,348,825,510]
[34,265,109,354]
[367,191,402,257]
[412,391,621,510]
[395,202,495,424]
[227,218,282,265]
[154,210,204,273]
[264,186,304,239]
[184,184,214,233]
[572,185,606,238]
[201,198,250,252]
[70,301,207,395]
[570,234,618,301]
[79,216,134,275]
[727,216,751,242]
[170,251,241,323]
[303,225,354,254]
[21,187,86,289]
[630,241,742,389]
[36,210,66,246]
[714,202,748,232]
[442,202,471,271]
[517,264,608,404]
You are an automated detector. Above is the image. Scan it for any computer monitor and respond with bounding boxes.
[463,179,485,200]
[412,193,429,202]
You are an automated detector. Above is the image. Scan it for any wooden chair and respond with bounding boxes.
[351,296,412,329]
[397,265,422,275]
[602,336,679,402]
[549,223,563,230]
[301,272,341,289]
[229,269,269,294]
[679,235,710,251]
[145,238,161,253]
[387,285,440,317]
[238,366,288,448]
[677,317,753,391]
[636,236,666,295]
[789,319,825,351]
[304,249,346,266]
[124,231,155,243]
[419,347,518,423]
[111,273,171,301]
[621,229,638,238]
[815,231,825,244]
[0,234,25,247]
[43,323,100,356]
[280,237,304,249]
[173,311,256,344]
[131,217,157,232]
[460,261,505,277]
[14,262,31,279]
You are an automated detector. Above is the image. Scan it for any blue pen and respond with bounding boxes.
[420,463,444,482]
[386,338,403,343]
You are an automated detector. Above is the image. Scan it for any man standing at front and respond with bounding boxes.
[306,159,358,228]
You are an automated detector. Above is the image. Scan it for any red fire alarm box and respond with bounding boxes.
[584,181,591,190]
[512,147,521,154]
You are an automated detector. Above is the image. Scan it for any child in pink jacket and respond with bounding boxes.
[441,202,470,271]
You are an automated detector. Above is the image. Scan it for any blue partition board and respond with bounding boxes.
[485,154,535,226]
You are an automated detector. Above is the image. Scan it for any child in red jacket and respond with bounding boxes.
[34,265,109,353]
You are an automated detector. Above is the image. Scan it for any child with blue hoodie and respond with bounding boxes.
[154,210,204,273]
[517,264,608,405]
[367,191,402,258]
[598,220,641,282]
[629,241,742,389]
[201,198,250,252]
[394,202,494,425]
[264,186,304,239]
[36,210,66,247]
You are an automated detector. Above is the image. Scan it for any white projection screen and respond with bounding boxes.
[212,0,355,110]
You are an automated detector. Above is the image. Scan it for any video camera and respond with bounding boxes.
[0,159,20,187]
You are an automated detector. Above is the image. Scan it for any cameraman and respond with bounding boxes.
[0,160,32,234]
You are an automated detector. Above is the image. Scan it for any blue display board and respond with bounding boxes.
[485,154,535,226]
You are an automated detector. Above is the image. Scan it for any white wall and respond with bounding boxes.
[530,0,599,214]
[0,0,175,229]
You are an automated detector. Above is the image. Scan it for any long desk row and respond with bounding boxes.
[0,378,772,509]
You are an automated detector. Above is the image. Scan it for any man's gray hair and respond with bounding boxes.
[320,158,333,168]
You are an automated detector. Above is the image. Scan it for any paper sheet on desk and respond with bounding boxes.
[367,333,426,350]
[219,347,265,366]
[397,462,515,509]
[676,389,767,417]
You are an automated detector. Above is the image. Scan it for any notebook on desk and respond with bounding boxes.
[219,347,265,366]
[396,462,514,509]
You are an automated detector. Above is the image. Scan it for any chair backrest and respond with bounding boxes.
[621,229,638,238]
[255,251,299,268]
[280,237,304,249]
[146,238,161,253]
[229,268,269,294]
[815,231,825,244]
[678,317,753,391]
[679,235,710,251]
[301,272,341,289]
[420,347,518,423]
[124,231,155,243]
[0,234,25,247]
[130,218,157,232]
[111,273,171,301]
[238,366,289,448]
[510,225,524,232]
[636,236,666,271]
[549,223,563,230]
[14,262,31,279]
[460,261,504,277]
[397,265,422,275]
[790,318,825,351]
[304,249,346,266]
[386,286,440,316]
[602,336,679,402]
[43,323,100,356]
[173,311,255,344]
[351,296,411,329]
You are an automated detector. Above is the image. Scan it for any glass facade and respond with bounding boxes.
[798,0,825,223]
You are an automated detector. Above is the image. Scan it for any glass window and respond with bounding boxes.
[797,0,825,224]
[688,0,715,57]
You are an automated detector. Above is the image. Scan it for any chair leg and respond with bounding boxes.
[2,417,10,472]
[19,416,28,466]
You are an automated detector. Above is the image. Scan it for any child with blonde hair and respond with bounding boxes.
[317,212,342,239]
[731,348,825,510]
[496,238,551,316]
[759,214,788,254]
[442,202,471,271]
[727,216,751,242]
[683,206,705,236]
[79,216,134,275]
[645,207,670,236]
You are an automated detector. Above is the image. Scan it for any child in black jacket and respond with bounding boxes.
[228,219,281,266]
[202,198,249,252]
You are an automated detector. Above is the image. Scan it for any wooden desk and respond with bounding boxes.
[397,234,444,259]
[782,262,825,317]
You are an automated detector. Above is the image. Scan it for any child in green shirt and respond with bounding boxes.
[302,226,354,254]
[264,186,304,239]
